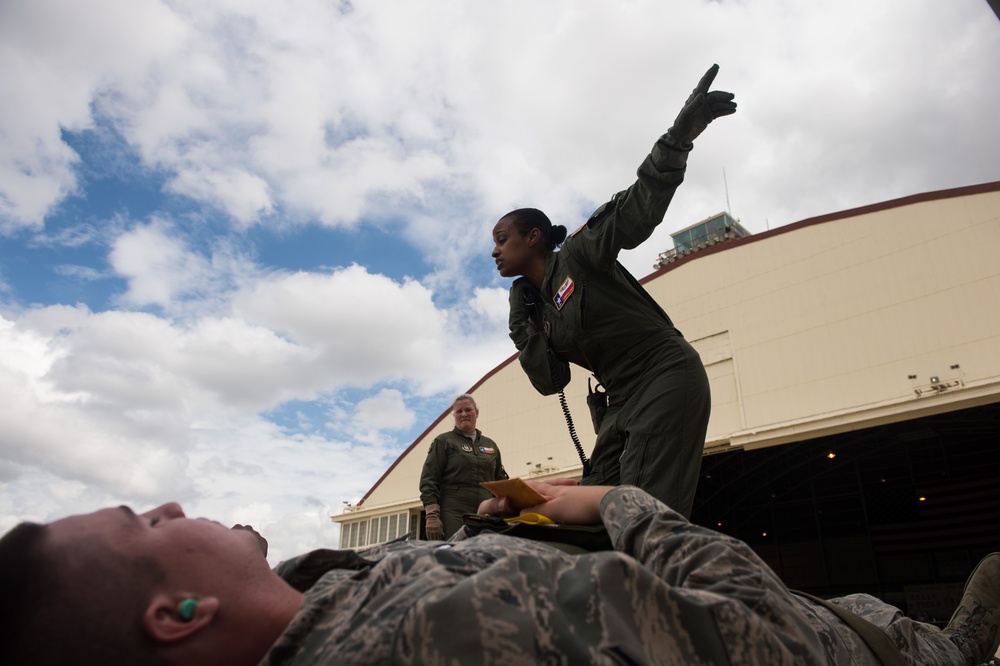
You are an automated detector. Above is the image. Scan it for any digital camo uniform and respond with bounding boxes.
[419,427,508,537]
[509,135,710,519]
[261,486,965,666]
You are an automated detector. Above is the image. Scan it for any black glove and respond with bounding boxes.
[508,277,571,395]
[666,64,737,149]
[509,277,540,350]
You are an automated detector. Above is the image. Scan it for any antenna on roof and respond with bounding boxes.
[723,167,732,215]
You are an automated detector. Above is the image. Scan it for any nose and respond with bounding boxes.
[491,244,500,258]
[142,502,186,522]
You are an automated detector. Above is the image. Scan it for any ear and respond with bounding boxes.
[527,227,542,247]
[143,595,221,644]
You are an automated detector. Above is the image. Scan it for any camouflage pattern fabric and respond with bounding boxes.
[262,486,966,665]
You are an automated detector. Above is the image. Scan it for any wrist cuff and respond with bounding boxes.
[652,133,691,171]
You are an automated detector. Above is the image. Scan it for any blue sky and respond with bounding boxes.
[2,0,999,563]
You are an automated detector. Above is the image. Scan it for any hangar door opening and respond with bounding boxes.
[690,400,1000,623]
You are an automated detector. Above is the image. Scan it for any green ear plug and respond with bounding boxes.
[178,598,198,621]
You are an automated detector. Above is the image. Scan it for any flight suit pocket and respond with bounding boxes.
[619,434,656,489]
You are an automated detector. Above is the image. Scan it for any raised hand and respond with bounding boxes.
[667,64,737,148]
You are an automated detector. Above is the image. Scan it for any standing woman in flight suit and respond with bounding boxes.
[490,65,736,518]
[419,394,508,539]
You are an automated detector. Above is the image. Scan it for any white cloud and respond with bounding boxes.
[0,252,512,556]
[468,286,513,347]
[5,0,999,243]
[354,389,416,433]
[167,167,274,225]
[1,0,998,564]
[0,0,187,228]
[109,220,215,307]
[0,311,194,501]
[232,264,454,385]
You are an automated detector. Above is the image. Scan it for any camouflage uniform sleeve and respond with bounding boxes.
[599,485,788,590]
[599,486,675,556]
[598,486,849,664]
[272,549,378,592]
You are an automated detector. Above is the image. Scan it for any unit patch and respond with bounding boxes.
[553,276,575,310]
[461,443,473,452]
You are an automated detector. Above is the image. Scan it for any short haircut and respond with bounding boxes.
[0,520,169,666]
[452,393,478,410]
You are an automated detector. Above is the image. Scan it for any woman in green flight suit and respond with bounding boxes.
[490,65,736,518]
[419,394,508,539]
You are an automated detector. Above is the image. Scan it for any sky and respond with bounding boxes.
[1,0,999,564]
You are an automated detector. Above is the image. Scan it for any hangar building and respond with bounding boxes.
[333,181,1000,618]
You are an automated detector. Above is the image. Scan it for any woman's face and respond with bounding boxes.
[452,399,479,434]
[491,217,539,278]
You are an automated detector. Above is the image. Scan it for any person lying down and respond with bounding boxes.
[1,479,997,665]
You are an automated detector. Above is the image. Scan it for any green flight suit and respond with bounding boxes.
[419,428,508,538]
[509,134,710,518]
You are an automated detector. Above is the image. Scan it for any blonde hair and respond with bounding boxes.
[451,393,478,411]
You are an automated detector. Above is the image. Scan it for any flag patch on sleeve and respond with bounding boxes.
[553,276,575,310]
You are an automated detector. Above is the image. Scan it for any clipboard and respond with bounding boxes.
[480,478,547,510]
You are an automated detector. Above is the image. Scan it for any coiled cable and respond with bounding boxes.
[559,389,591,476]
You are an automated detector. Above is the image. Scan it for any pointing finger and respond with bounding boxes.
[694,63,720,96]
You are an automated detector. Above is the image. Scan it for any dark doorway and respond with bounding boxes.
[690,400,1000,622]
